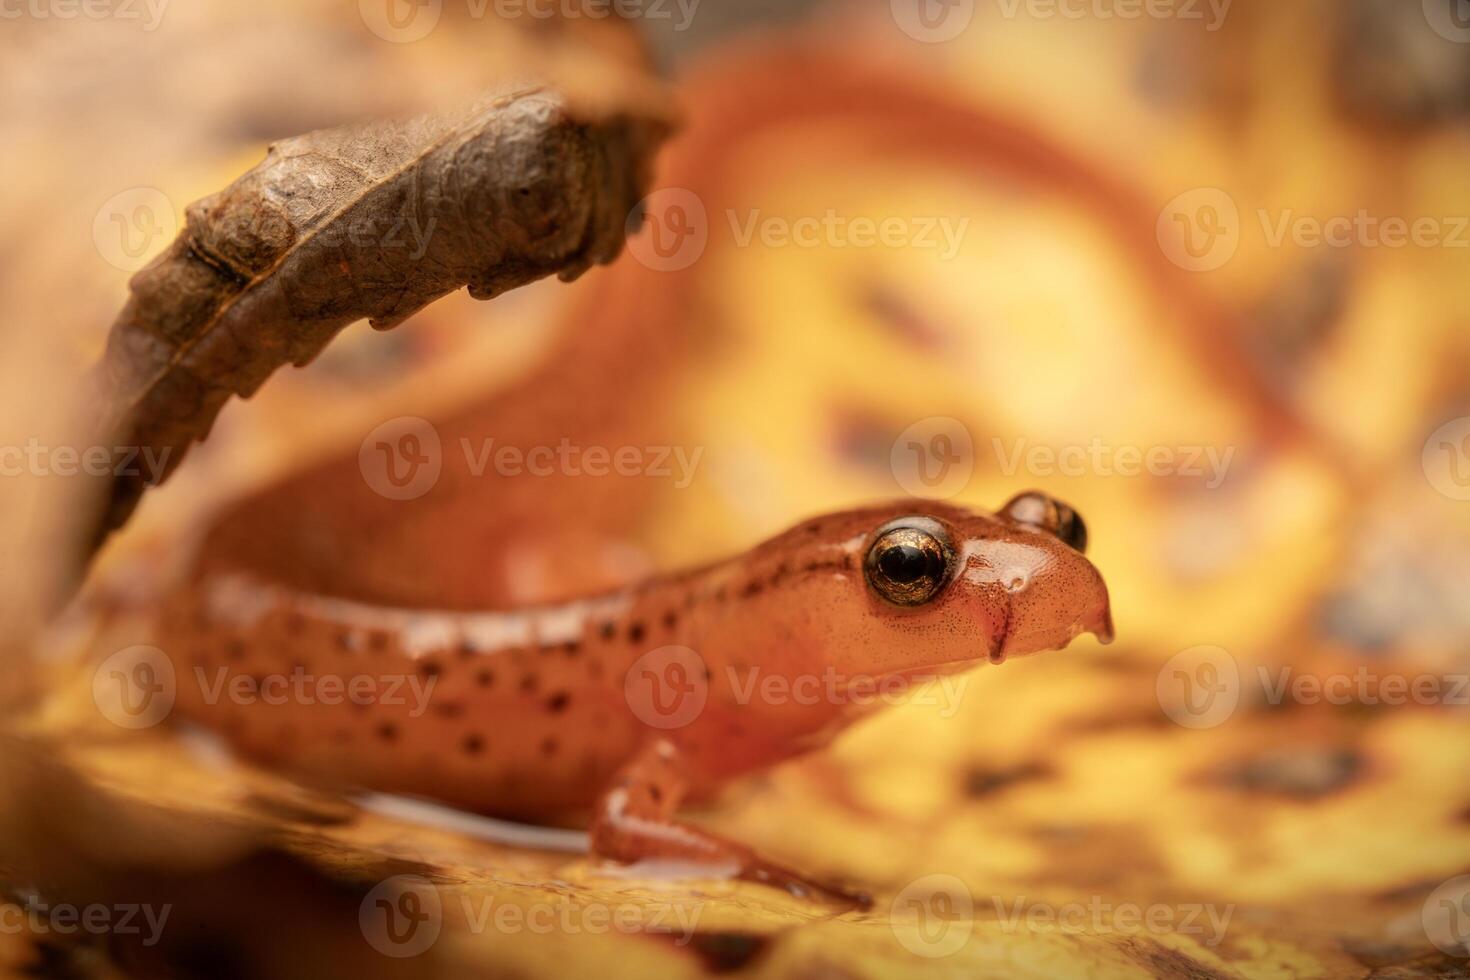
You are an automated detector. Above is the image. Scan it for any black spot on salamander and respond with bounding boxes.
[562,639,580,657]
[546,692,570,713]
[226,639,246,662]
[457,641,478,660]
[375,722,398,742]
[741,581,763,598]
[476,668,494,688]
[435,701,465,719]
[520,674,539,694]
[599,621,616,641]
[462,734,484,755]
[649,784,663,803]
[418,660,441,678]
[540,736,558,757]
[628,621,646,644]
[661,610,677,630]
[803,558,845,575]
[714,585,728,602]
[336,629,360,652]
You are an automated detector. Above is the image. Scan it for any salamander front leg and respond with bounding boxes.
[590,739,870,909]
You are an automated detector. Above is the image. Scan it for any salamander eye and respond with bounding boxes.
[864,524,953,606]
[1002,491,1088,553]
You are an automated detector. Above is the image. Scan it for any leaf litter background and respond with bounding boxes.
[3,1,1470,977]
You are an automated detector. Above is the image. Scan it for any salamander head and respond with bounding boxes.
[785,493,1113,680]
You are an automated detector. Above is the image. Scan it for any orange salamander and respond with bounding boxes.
[158,490,1110,903]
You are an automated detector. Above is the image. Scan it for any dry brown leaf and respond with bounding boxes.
[87,86,671,552]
